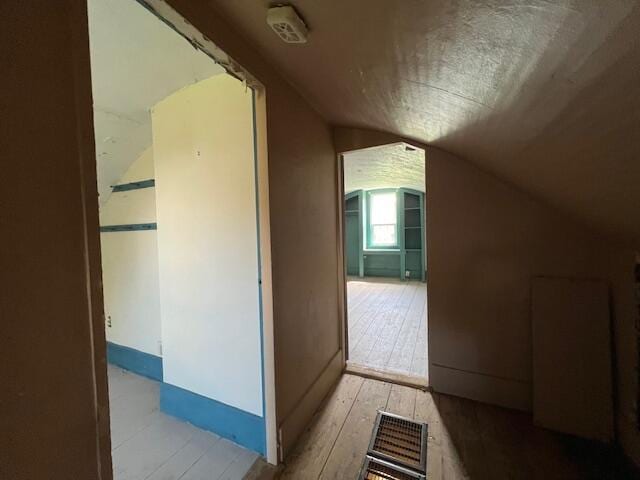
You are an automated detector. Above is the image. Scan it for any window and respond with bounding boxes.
[369,191,397,247]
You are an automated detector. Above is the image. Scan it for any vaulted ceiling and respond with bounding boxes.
[344,143,426,194]
[209,0,640,246]
[88,0,223,205]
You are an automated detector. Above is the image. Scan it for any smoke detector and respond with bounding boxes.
[267,5,308,44]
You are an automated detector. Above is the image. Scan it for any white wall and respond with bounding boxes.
[152,75,263,416]
[100,147,162,356]
[88,0,224,206]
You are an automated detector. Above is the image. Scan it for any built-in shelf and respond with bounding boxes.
[403,191,425,281]
[345,188,425,281]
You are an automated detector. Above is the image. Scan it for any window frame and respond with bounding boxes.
[365,189,400,250]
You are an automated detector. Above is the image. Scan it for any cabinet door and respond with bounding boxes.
[531,277,613,441]
[345,212,360,275]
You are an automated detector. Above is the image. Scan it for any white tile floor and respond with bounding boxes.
[108,365,258,480]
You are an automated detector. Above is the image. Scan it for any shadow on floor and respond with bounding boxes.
[436,393,639,479]
[277,374,639,479]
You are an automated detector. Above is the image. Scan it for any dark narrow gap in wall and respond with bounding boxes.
[635,256,640,432]
[340,142,428,386]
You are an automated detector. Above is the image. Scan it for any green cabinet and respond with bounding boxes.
[345,191,364,277]
[401,190,425,281]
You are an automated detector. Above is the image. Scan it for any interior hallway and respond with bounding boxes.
[108,365,258,480]
[279,374,634,479]
[347,278,427,378]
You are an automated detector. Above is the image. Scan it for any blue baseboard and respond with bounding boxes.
[160,382,265,455]
[107,341,163,382]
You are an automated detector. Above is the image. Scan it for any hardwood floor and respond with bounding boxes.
[279,374,637,479]
[108,365,259,480]
[347,278,427,378]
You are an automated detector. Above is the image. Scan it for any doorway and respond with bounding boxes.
[340,143,428,384]
[87,0,276,475]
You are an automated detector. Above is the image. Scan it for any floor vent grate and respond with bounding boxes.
[358,456,426,480]
[367,411,427,473]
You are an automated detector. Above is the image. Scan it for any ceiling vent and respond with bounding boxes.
[267,6,308,44]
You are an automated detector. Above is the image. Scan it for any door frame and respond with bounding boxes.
[78,0,278,465]
[335,142,429,388]
[336,153,349,364]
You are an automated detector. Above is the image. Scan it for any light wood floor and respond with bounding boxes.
[347,278,427,378]
[108,365,258,480]
[279,374,635,479]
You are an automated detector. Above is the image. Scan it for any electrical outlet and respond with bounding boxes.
[106,315,112,328]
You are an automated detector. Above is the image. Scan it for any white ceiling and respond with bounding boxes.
[88,0,225,205]
[344,143,426,194]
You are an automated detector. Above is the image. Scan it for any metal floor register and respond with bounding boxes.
[358,411,428,479]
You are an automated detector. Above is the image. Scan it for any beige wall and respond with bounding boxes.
[428,148,638,469]
[0,1,111,478]
[426,146,617,410]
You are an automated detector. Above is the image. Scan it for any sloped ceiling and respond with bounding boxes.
[344,143,425,193]
[208,0,640,246]
[88,0,224,205]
